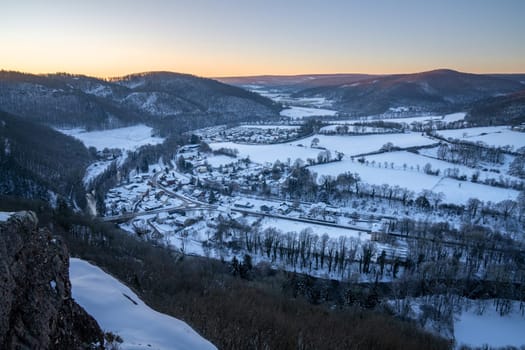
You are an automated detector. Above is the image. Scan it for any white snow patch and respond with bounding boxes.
[209,142,321,165]
[290,133,435,156]
[309,160,519,205]
[280,106,338,119]
[437,126,525,150]
[260,217,368,240]
[454,301,525,348]
[205,155,237,168]
[0,212,14,222]
[70,258,216,350]
[58,125,164,152]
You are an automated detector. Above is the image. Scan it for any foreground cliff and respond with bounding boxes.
[0,211,104,349]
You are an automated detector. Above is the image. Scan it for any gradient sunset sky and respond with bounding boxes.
[1,0,524,77]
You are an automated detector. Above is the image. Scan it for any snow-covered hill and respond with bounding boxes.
[0,71,281,130]
[70,258,216,350]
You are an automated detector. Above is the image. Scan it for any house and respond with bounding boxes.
[260,205,272,213]
[234,201,254,209]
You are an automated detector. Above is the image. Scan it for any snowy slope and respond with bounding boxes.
[290,133,435,156]
[69,258,216,350]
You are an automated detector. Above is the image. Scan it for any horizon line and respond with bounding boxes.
[3,68,525,80]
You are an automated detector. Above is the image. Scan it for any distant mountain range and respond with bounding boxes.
[0,71,281,132]
[219,69,525,121]
[218,73,375,90]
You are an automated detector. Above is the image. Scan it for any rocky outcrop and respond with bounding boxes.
[0,211,105,349]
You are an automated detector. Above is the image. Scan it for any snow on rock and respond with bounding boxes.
[58,125,164,151]
[69,258,216,350]
[0,212,14,222]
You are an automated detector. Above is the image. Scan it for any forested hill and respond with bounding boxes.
[466,89,525,125]
[0,71,281,132]
[292,69,525,116]
[0,111,92,206]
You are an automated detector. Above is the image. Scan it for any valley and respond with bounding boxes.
[53,77,525,348]
[2,2,525,349]
[2,68,525,349]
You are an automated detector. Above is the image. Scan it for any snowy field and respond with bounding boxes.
[319,125,385,134]
[440,112,467,123]
[454,300,525,348]
[58,125,164,151]
[363,151,520,183]
[309,160,519,205]
[280,106,338,119]
[209,133,520,204]
[290,133,436,156]
[205,155,238,167]
[239,124,299,130]
[327,112,466,126]
[70,258,216,350]
[259,217,369,240]
[209,141,321,164]
[437,126,525,150]
[0,212,13,221]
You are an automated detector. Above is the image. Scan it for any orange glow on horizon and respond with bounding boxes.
[3,60,525,79]
[2,1,524,79]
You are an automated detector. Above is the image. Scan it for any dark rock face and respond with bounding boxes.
[0,212,104,349]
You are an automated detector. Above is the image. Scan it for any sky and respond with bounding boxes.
[1,0,524,77]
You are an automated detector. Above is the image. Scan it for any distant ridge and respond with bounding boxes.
[0,70,281,131]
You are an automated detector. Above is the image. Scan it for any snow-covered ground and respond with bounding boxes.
[0,212,14,222]
[209,141,321,164]
[441,112,467,123]
[205,155,238,168]
[210,133,435,165]
[70,258,216,350]
[58,125,164,151]
[83,160,114,187]
[454,300,525,349]
[327,112,466,126]
[437,126,525,150]
[239,124,300,130]
[290,133,436,156]
[259,217,368,240]
[280,106,338,119]
[363,151,520,183]
[309,159,519,205]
